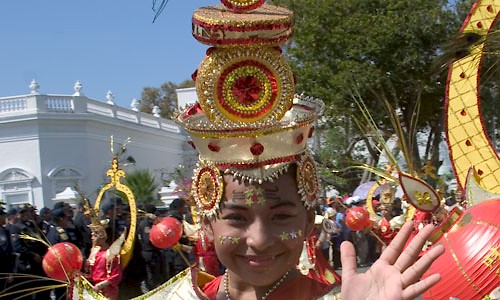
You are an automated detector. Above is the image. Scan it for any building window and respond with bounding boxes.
[0,168,35,208]
[47,166,84,199]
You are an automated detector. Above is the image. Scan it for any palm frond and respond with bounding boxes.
[348,83,421,180]
[0,273,67,300]
[350,88,400,171]
[152,0,171,23]
[431,31,485,74]
[344,164,397,183]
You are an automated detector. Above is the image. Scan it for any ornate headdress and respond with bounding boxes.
[378,183,395,210]
[82,194,108,241]
[176,1,324,218]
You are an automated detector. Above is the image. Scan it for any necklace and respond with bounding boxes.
[224,269,291,300]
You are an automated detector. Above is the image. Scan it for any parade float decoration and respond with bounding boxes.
[416,0,500,298]
[43,242,84,281]
[93,137,137,269]
[341,0,500,296]
[422,197,500,299]
[399,169,500,299]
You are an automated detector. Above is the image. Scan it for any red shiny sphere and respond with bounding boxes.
[422,198,500,299]
[43,242,83,281]
[345,206,371,231]
[149,217,183,249]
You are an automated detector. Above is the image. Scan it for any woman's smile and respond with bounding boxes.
[240,254,279,269]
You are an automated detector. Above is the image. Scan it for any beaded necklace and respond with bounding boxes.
[223,269,291,300]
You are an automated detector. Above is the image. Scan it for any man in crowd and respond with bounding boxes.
[38,207,52,237]
[164,198,193,279]
[138,203,166,291]
[11,204,51,300]
[73,201,92,258]
[0,206,15,295]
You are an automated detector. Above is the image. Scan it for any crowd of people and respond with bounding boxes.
[0,182,464,300]
[0,196,206,300]
[312,187,467,273]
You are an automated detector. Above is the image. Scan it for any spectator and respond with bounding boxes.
[38,207,52,237]
[0,206,15,293]
[73,201,92,258]
[11,204,50,300]
[164,199,193,279]
[138,204,166,291]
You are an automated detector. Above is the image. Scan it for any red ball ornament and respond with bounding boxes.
[149,217,183,249]
[42,242,83,281]
[422,198,500,299]
[345,206,371,231]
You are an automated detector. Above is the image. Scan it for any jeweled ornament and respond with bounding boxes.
[221,0,265,12]
[43,242,83,281]
[422,198,500,299]
[196,46,294,124]
[149,217,183,249]
[192,4,293,47]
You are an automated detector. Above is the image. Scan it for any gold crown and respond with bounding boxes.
[176,2,323,218]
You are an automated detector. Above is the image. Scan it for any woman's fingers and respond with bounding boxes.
[400,243,444,288]
[402,273,441,300]
[378,222,414,265]
[339,240,358,279]
[392,224,436,272]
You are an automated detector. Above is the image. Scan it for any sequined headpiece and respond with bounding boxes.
[82,195,108,241]
[88,220,108,241]
[378,183,395,210]
[176,0,324,218]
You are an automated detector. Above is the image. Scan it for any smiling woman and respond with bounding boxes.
[162,0,445,298]
[66,0,445,298]
[200,167,331,299]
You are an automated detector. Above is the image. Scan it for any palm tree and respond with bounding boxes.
[122,169,159,206]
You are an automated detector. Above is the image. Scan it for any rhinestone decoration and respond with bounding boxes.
[196,46,294,125]
[221,0,266,12]
[297,152,319,208]
[192,4,293,47]
[181,1,325,218]
[192,162,224,218]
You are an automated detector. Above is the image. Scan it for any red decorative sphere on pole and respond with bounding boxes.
[345,206,371,231]
[149,217,183,249]
[43,242,83,281]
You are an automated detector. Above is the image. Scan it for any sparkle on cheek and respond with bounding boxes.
[219,235,241,245]
[279,229,302,241]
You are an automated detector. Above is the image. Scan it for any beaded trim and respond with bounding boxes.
[192,151,318,218]
[192,161,225,219]
[297,152,319,209]
[221,0,266,12]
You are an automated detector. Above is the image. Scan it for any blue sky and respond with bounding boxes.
[0,0,219,108]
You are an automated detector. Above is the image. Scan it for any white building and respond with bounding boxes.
[0,80,196,209]
[176,87,197,110]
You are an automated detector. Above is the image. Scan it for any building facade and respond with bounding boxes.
[0,81,195,209]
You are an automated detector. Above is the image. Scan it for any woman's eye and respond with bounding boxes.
[273,213,293,221]
[222,213,246,222]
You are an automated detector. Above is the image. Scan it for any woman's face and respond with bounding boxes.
[91,231,107,247]
[203,170,314,287]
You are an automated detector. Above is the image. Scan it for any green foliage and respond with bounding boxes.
[140,79,194,119]
[122,169,159,206]
[270,0,472,194]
